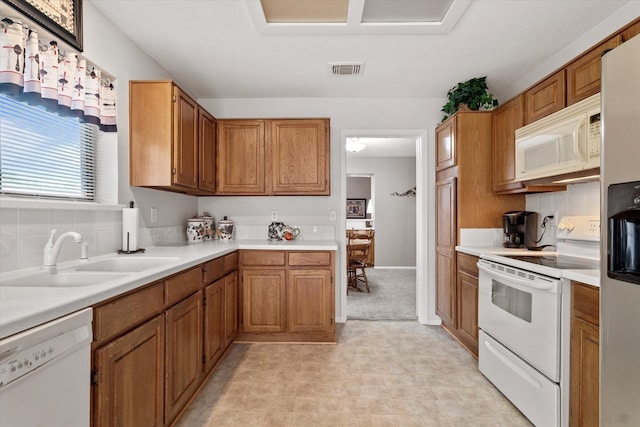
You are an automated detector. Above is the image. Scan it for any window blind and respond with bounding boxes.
[0,94,96,200]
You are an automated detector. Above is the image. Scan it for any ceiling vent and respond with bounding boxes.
[328,62,364,76]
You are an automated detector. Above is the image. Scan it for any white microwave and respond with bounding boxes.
[515,93,601,182]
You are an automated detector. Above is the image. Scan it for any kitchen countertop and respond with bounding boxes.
[0,239,338,340]
[455,245,600,288]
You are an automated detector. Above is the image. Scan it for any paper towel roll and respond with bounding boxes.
[122,208,139,251]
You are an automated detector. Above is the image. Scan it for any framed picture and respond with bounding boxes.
[3,0,83,51]
[346,199,366,219]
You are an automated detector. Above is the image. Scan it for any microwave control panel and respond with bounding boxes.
[588,111,601,158]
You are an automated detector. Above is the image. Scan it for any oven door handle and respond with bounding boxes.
[477,262,555,291]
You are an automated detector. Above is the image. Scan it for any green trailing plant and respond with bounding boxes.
[441,76,499,122]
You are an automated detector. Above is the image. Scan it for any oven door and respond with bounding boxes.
[478,259,562,381]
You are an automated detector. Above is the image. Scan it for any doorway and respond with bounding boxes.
[344,136,418,320]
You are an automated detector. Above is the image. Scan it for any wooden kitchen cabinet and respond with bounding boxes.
[203,277,225,372]
[492,95,565,194]
[435,176,457,329]
[224,271,239,346]
[524,69,566,124]
[566,35,622,106]
[165,291,203,424]
[216,119,266,194]
[130,80,206,193]
[570,281,600,427]
[217,118,330,195]
[436,117,456,171]
[241,268,287,333]
[198,108,217,193]
[94,315,165,427]
[269,119,330,195]
[456,253,479,356]
[239,250,335,342]
[434,111,525,354]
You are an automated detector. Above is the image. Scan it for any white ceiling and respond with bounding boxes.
[89,0,630,102]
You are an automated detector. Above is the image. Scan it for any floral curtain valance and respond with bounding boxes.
[0,17,116,132]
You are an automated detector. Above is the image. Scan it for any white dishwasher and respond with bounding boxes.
[0,308,93,427]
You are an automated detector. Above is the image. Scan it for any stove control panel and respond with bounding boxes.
[556,216,600,241]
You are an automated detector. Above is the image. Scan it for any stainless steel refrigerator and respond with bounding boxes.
[601,34,640,426]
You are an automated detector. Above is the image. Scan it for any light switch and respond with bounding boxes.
[271,210,278,221]
[150,207,158,223]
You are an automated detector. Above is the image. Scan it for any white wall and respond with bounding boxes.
[347,157,416,267]
[0,3,195,272]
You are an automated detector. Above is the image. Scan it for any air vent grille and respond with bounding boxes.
[328,62,364,76]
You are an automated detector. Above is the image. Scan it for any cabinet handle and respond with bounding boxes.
[172,168,176,175]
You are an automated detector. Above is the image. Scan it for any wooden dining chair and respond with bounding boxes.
[346,230,374,293]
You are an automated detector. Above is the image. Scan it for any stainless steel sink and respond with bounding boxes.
[74,256,180,272]
[0,271,128,287]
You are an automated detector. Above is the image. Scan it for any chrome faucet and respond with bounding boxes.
[43,229,88,267]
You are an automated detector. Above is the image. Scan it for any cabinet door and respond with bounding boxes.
[287,269,333,333]
[172,86,199,189]
[269,119,330,195]
[525,70,566,124]
[570,318,600,427]
[567,35,621,105]
[198,108,217,193]
[435,177,457,329]
[242,269,286,333]
[94,315,165,427]
[203,278,225,372]
[165,291,203,424]
[224,271,238,345]
[436,117,456,171]
[492,96,526,193]
[457,269,479,356]
[217,120,266,194]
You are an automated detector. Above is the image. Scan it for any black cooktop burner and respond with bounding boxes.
[503,255,599,270]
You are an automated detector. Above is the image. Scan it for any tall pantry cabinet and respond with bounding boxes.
[435,111,525,355]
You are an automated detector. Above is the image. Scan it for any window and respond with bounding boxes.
[0,94,96,201]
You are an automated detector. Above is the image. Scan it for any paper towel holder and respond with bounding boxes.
[118,201,146,254]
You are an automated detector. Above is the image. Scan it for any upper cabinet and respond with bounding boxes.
[217,118,330,196]
[216,120,266,194]
[566,35,622,106]
[198,109,217,194]
[524,70,566,125]
[436,117,456,171]
[129,80,216,195]
[269,119,329,195]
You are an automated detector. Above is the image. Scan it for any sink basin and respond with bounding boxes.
[74,256,180,272]
[0,271,128,287]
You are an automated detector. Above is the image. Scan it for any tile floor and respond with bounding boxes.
[176,321,534,427]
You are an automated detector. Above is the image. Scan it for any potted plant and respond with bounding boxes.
[441,76,499,122]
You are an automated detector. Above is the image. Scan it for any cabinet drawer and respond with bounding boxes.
[93,282,164,344]
[288,251,332,267]
[457,253,479,276]
[223,251,238,274]
[203,257,225,284]
[165,267,203,307]
[241,250,285,266]
[572,282,600,326]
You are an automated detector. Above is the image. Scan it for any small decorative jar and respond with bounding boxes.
[217,216,235,241]
[200,212,215,240]
[268,221,285,240]
[186,218,206,243]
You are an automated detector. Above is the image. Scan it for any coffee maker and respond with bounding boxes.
[503,211,538,248]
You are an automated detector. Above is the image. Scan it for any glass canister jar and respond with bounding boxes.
[217,216,235,241]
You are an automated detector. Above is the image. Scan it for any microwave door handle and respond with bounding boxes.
[477,262,555,291]
[575,118,587,161]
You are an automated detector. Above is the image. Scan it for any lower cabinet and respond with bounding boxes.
[570,281,600,427]
[456,253,479,356]
[239,250,335,342]
[94,315,165,427]
[92,251,238,427]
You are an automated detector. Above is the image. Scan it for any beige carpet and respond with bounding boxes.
[347,268,417,320]
[176,321,533,427]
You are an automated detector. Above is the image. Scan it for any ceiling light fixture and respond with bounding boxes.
[346,138,366,153]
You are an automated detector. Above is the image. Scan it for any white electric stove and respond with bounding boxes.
[477,216,600,427]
